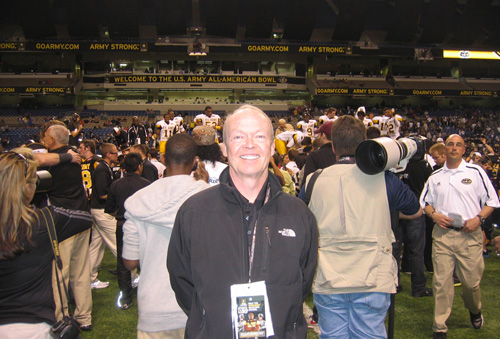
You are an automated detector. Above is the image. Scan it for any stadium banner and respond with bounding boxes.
[108,74,299,84]
[0,87,73,94]
[443,50,500,60]
[14,42,148,52]
[316,88,496,97]
[316,88,392,95]
[0,42,19,51]
[242,43,348,54]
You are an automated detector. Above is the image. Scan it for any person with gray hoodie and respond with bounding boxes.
[122,134,210,338]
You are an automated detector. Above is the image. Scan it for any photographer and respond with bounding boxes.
[0,148,92,338]
[67,113,83,147]
[304,116,421,338]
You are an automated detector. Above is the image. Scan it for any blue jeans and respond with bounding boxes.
[313,292,390,339]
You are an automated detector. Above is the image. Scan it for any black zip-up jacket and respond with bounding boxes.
[168,168,318,338]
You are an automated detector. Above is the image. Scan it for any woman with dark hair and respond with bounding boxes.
[192,126,228,186]
[0,148,92,338]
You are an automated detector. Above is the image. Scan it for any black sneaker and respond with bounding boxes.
[432,332,447,338]
[80,324,93,331]
[117,291,133,310]
[120,302,133,310]
[412,287,433,298]
[470,311,484,329]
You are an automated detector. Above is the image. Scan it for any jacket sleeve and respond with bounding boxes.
[299,210,319,300]
[52,206,92,242]
[167,206,194,316]
[122,215,140,261]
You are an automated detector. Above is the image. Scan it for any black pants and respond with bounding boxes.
[116,220,133,304]
[400,216,427,294]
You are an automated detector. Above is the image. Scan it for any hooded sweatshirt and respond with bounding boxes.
[123,175,210,332]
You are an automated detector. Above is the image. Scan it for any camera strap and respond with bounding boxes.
[304,169,323,205]
[40,207,75,319]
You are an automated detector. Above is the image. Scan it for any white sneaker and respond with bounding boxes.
[91,280,109,289]
[132,276,140,289]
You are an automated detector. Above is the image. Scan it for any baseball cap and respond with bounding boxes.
[192,126,217,146]
[314,121,334,138]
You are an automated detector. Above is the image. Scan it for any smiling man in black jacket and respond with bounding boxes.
[168,104,318,338]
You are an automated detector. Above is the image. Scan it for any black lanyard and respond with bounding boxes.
[247,184,271,283]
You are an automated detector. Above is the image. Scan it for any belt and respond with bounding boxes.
[446,226,462,231]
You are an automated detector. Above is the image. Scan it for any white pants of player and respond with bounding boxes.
[89,208,118,282]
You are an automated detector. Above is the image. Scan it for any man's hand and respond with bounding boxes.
[193,160,209,183]
[462,216,481,233]
[68,149,81,164]
[431,212,454,229]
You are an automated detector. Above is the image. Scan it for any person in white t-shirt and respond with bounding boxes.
[149,148,166,178]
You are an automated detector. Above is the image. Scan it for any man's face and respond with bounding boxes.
[169,111,175,120]
[41,132,55,150]
[431,150,446,167]
[278,120,286,130]
[303,115,310,123]
[328,109,336,118]
[78,144,89,157]
[107,145,119,163]
[205,108,213,117]
[225,110,274,182]
[133,117,139,125]
[384,109,393,118]
[445,135,466,163]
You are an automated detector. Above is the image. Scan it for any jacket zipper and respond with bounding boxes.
[261,226,271,275]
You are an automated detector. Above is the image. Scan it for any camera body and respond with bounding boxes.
[35,170,53,193]
[50,316,81,339]
[355,136,426,175]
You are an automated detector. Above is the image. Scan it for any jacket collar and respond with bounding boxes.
[219,166,283,204]
[443,159,467,172]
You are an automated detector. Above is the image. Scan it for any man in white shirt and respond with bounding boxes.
[420,134,500,338]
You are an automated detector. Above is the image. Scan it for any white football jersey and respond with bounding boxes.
[297,120,318,138]
[372,116,389,135]
[195,114,222,128]
[156,119,179,141]
[363,118,373,128]
[385,114,402,139]
[173,116,185,133]
[276,130,305,148]
[318,115,337,125]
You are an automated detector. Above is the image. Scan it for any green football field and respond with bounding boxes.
[82,246,500,339]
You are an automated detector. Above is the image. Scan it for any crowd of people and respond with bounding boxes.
[1,103,500,339]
